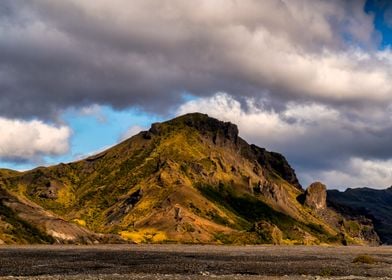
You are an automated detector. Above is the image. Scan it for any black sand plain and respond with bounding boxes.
[0,245,391,279]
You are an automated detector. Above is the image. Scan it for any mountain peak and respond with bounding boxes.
[149,112,239,142]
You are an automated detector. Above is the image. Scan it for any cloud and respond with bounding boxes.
[120,125,146,141]
[72,144,114,162]
[304,157,392,190]
[177,93,392,189]
[0,118,71,162]
[79,104,107,123]
[0,0,388,120]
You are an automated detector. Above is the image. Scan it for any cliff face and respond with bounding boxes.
[0,113,380,245]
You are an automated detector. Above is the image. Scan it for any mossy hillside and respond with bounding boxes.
[328,187,392,244]
[3,114,284,205]
[0,169,20,179]
[76,126,248,230]
[196,183,337,244]
[0,123,349,243]
[0,113,380,244]
[3,133,158,227]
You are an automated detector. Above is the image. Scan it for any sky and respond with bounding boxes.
[1,0,392,190]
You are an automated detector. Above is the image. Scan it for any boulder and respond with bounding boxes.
[305,182,327,210]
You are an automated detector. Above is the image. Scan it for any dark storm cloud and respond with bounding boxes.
[0,0,386,119]
[0,0,255,118]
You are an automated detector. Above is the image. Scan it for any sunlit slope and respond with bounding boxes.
[0,113,379,244]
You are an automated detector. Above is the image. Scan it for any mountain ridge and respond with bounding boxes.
[327,187,392,244]
[0,113,381,245]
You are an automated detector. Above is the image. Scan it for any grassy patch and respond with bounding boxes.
[320,267,333,276]
[213,232,232,244]
[56,184,76,207]
[120,228,167,243]
[352,254,376,264]
[206,209,230,226]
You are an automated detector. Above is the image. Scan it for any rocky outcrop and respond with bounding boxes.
[302,182,380,245]
[150,113,239,144]
[248,145,302,190]
[259,181,288,205]
[341,218,380,246]
[305,182,327,210]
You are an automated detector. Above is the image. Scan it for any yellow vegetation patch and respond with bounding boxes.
[56,185,75,207]
[120,228,167,243]
[17,184,27,196]
[72,219,86,227]
[157,131,206,161]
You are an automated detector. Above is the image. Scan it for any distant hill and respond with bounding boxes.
[0,113,380,245]
[328,187,392,244]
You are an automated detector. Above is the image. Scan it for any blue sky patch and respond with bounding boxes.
[365,0,392,48]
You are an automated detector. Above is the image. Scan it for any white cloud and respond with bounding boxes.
[177,93,326,148]
[72,144,114,161]
[79,104,107,123]
[0,118,71,161]
[308,158,392,190]
[283,102,340,125]
[120,125,146,141]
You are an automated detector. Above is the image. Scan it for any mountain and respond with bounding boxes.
[328,187,392,244]
[0,113,380,245]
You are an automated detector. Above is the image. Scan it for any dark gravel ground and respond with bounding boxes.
[0,245,391,279]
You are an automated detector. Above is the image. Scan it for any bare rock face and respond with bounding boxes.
[305,182,327,210]
[248,145,302,190]
[259,181,287,205]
